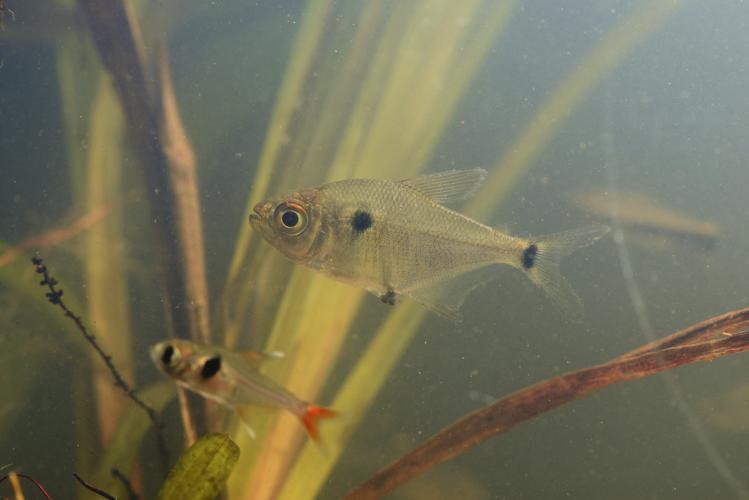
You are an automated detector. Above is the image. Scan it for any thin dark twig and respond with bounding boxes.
[73,472,115,500]
[346,305,749,499]
[112,468,139,500]
[31,256,169,470]
[0,473,52,499]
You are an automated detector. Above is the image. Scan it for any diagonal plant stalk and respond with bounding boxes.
[78,0,213,443]
[279,1,687,497]
[221,0,336,349]
[345,306,749,499]
[465,0,687,217]
[84,73,135,445]
[157,41,212,346]
[278,1,517,497]
[231,2,519,499]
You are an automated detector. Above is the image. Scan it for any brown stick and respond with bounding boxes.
[346,306,749,499]
[76,0,208,442]
[157,41,212,345]
[0,201,113,269]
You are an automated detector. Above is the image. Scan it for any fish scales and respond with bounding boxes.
[250,169,609,320]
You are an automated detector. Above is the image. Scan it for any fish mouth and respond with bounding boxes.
[249,204,265,226]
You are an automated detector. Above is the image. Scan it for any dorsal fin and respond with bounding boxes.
[399,168,487,204]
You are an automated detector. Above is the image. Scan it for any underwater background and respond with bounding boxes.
[2,0,749,498]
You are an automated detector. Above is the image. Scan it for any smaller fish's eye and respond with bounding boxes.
[201,355,222,379]
[161,345,175,365]
[274,202,309,236]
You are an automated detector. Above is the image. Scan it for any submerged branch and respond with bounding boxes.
[346,305,749,499]
[77,0,208,442]
[31,257,169,471]
[0,473,52,500]
[0,199,118,269]
[73,473,115,500]
[111,468,139,500]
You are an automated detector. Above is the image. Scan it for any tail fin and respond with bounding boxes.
[300,404,337,442]
[516,224,609,321]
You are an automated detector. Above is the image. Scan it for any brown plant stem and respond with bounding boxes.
[73,473,115,500]
[0,201,114,269]
[0,473,51,500]
[31,257,170,472]
[346,305,749,499]
[77,0,208,443]
[111,468,139,500]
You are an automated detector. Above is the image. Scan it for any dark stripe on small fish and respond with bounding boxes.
[201,355,222,379]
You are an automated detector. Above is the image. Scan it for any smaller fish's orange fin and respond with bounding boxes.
[301,404,337,442]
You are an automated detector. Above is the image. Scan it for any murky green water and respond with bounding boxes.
[2,1,749,498]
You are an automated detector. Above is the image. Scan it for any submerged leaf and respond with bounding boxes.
[158,433,240,500]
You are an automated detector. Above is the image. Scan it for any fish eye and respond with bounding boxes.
[161,345,174,365]
[160,344,181,369]
[274,202,309,236]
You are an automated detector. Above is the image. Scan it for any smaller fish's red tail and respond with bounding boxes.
[300,404,337,442]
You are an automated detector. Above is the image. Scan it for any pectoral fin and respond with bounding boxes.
[239,350,285,365]
[399,168,487,205]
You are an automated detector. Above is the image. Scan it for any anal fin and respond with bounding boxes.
[402,265,495,321]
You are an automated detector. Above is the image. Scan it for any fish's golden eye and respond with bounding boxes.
[161,344,180,368]
[274,202,309,236]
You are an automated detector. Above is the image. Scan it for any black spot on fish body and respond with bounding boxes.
[201,355,222,379]
[351,210,373,234]
[522,243,538,269]
[161,345,174,365]
[380,289,396,305]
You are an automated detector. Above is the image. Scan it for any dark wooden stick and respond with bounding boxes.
[346,306,749,499]
[76,0,209,442]
[32,257,170,471]
[0,473,52,500]
[73,472,115,500]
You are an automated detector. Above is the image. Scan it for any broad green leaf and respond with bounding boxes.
[159,433,240,500]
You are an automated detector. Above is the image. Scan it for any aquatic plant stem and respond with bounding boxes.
[111,468,139,500]
[346,306,749,499]
[73,473,116,500]
[0,473,51,500]
[0,201,115,269]
[466,0,687,218]
[158,42,212,346]
[30,257,169,471]
[78,0,211,443]
[85,74,135,447]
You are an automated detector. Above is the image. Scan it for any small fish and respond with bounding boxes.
[249,168,609,320]
[150,339,336,441]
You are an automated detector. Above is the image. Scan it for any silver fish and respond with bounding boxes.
[249,168,608,320]
[150,339,336,441]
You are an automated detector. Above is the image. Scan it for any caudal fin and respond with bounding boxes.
[516,224,609,321]
[300,404,337,442]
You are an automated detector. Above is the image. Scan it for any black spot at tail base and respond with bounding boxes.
[161,345,174,365]
[351,210,373,233]
[521,243,538,269]
[201,355,222,379]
